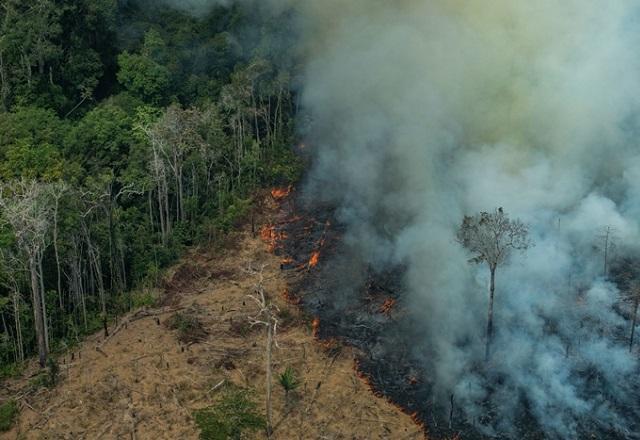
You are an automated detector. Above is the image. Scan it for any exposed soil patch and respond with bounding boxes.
[160,262,209,306]
[0,192,424,440]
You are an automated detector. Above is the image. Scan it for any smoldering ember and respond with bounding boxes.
[0,1,639,439]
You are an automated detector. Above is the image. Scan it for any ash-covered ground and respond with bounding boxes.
[268,191,638,440]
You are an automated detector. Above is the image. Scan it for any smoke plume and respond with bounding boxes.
[297,1,640,438]
[166,0,640,437]
[156,0,233,16]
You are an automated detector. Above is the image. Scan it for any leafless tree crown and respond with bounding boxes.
[456,207,531,269]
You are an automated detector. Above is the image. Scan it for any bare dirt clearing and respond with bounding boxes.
[1,200,425,440]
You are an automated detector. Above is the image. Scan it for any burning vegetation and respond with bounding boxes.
[354,359,428,436]
[260,225,287,253]
[281,289,301,305]
[379,298,397,315]
[257,187,432,436]
[260,181,620,439]
[270,186,292,200]
[307,251,320,269]
[311,317,320,339]
[267,187,640,439]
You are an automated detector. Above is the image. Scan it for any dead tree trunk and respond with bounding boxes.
[51,183,66,311]
[13,289,24,363]
[38,252,50,352]
[485,266,496,362]
[247,267,279,438]
[29,256,47,367]
[0,180,54,367]
[265,318,274,437]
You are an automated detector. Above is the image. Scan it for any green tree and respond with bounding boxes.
[0,142,63,180]
[118,30,171,104]
[65,101,136,175]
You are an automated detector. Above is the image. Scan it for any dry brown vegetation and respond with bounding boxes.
[0,197,425,440]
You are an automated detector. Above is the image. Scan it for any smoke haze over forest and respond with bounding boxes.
[147,1,640,437]
[167,1,640,437]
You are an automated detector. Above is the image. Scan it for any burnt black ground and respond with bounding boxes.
[273,191,636,440]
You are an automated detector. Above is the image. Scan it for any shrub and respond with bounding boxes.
[278,366,300,395]
[0,363,23,380]
[0,400,18,432]
[130,290,157,309]
[46,357,59,387]
[166,311,207,343]
[194,388,265,440]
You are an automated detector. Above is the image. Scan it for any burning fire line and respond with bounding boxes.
[263,184,430,437]
[281,288,301,305]
[265,194,424,434]
[260,224,288,253]
[259,186,295,252]
[303,220,332,270]
[307,251,320,269]
[353,359,429,437]
[379,298,397,315]
[271,185,292,200]
[310,317,342,351]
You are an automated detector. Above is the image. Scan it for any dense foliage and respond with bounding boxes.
[0,399,17,432]
[0,1,301,368]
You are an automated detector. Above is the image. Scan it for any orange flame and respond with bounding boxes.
[270,186,292,200]
[310,317,341,351]
[260,224,274,241]
[281,289,301,305]
[308,251,320,268]
[379,298,397,315]
[260,224,287,253]
[353,359,428,437]
[410,412,424,428]
[353,359,385,398]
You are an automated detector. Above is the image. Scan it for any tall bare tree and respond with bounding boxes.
[626,280,640,353]
[142,106,204,225]
[247,265,279,438]
[0,179,53,367]
[50,181,67,310]
[0,249,25,363]
[456,207,531,361]
[76,179,138,337]
[598,225,616,279]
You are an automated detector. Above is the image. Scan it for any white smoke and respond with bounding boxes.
[159,0,640,436]
[296,1,640,438]
[156,0,234,16]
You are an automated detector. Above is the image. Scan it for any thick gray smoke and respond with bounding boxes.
[165,0,640,437]
[298,1,640,438]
